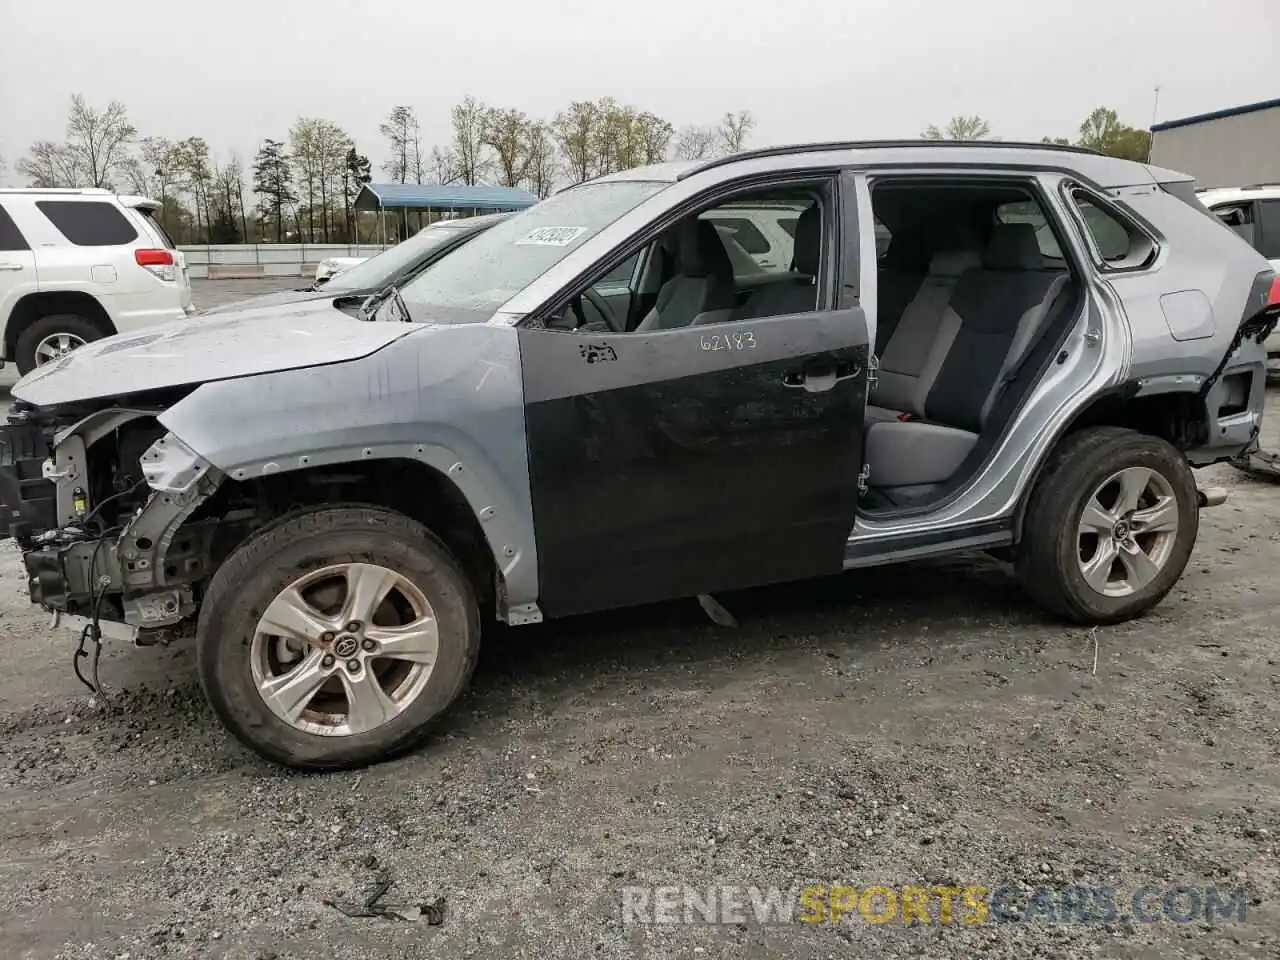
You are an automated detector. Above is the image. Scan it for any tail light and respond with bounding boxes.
[135,248,176,282]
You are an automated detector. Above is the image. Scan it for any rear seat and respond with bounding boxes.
[874,233,933,355]
[866,248,981,423]
[864,223,1070,491]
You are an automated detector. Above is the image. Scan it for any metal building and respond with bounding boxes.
[353,183,538,243]
[1149,97,1280,189]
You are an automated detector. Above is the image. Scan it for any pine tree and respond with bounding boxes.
[252,139,295,242]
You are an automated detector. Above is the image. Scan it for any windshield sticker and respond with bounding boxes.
[515,226,588,247]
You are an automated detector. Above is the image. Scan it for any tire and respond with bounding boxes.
[14,313,104,375]
[196,506,481,770]
[1015,426,1199,625]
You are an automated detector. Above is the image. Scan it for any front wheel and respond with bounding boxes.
[1016,427,1199,625]
[196,506,481,770]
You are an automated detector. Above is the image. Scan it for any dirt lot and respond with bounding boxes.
[2,286,1279,959]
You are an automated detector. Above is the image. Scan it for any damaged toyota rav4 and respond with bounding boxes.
[2,141,1277,771]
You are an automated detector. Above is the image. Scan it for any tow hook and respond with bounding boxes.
[1197,486,1228,508]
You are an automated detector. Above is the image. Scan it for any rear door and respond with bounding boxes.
[519,177,869,618]
[0,202,38,362]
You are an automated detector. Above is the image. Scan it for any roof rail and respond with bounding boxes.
[0,186,113,195]
[677,139,1104,180]
[1241,182,1280,190]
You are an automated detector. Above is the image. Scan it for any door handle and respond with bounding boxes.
[782,360,861,393]
[0,263,24,271]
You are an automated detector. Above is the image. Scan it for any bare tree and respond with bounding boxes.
[289,119,323,242]
[451,96,490,186]
[211,157,246,242]
[379,106,417,184]
[922,115,991,140]
[65,95,137,187]
[426,146,458,186]
[718,110,755,154]
[410,126,425,184]
[17,141,79,187]
[170,137,214,243]
[636,112,674,165]
[523,122,557,198]
[314,121,351,242]
[673,124,717,161]
[551,100,601,184]
[484,108,532,187]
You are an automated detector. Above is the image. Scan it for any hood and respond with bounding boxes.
[12,299,421,408]
[200,287,331,315]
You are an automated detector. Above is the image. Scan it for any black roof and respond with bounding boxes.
[1150,97,1280,133]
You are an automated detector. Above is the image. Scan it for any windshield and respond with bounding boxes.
[324,219,489,293]
[397,180,667,323]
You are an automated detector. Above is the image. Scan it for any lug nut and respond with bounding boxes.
[345,621,362,633]
[346,660,360,673]
[361,638,376,652]
[321,654,335,669]
[321,632,336,644]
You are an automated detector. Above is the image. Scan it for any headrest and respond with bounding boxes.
[983,223,1044,270]
[791,203,821,275]
[675,219,732,277]
[928,248,981,277]
[881,231,933,270]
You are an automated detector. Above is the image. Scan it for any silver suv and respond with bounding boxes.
[2,141,1276,770]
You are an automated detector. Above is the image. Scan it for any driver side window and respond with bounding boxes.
[546,181,832,336]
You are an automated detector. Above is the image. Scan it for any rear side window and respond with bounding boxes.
[0,203,29,251]
[776,217,798,237]
[138,208,176,249]
[35,200,138,246]
[1066,189,1157,271]
[1256,199,1280,259]
[705,216,771,255]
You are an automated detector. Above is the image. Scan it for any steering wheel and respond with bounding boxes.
[572,287,623,332]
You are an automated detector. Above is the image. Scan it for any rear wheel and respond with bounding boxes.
[197,506,481,770]
[14,313,103,374]
[1016,427,1199,625]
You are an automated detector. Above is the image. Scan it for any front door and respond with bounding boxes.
[519,308,870,618]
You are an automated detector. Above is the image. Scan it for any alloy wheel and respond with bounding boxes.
[250,562,440,737]
[34,332,87,365]
[1076,466,1180,598]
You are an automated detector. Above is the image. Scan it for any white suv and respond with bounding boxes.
[1197,184,1280,377]
[0,188,194,374]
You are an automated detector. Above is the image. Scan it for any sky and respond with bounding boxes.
[0,0,1275,186]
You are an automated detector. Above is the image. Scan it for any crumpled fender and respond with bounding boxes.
[155,321,540,606]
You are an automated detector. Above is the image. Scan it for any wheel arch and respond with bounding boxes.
[199,457,502,613]
[1011,383,1207,542]
[5,290,116,357]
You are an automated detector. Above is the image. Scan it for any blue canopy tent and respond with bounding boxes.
[354,183,538,242]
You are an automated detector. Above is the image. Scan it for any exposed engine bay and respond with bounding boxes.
[1,389,240,657]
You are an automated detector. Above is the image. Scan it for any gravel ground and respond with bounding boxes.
[1,285,1279,959]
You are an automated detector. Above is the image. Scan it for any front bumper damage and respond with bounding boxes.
[1,419,225,644]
